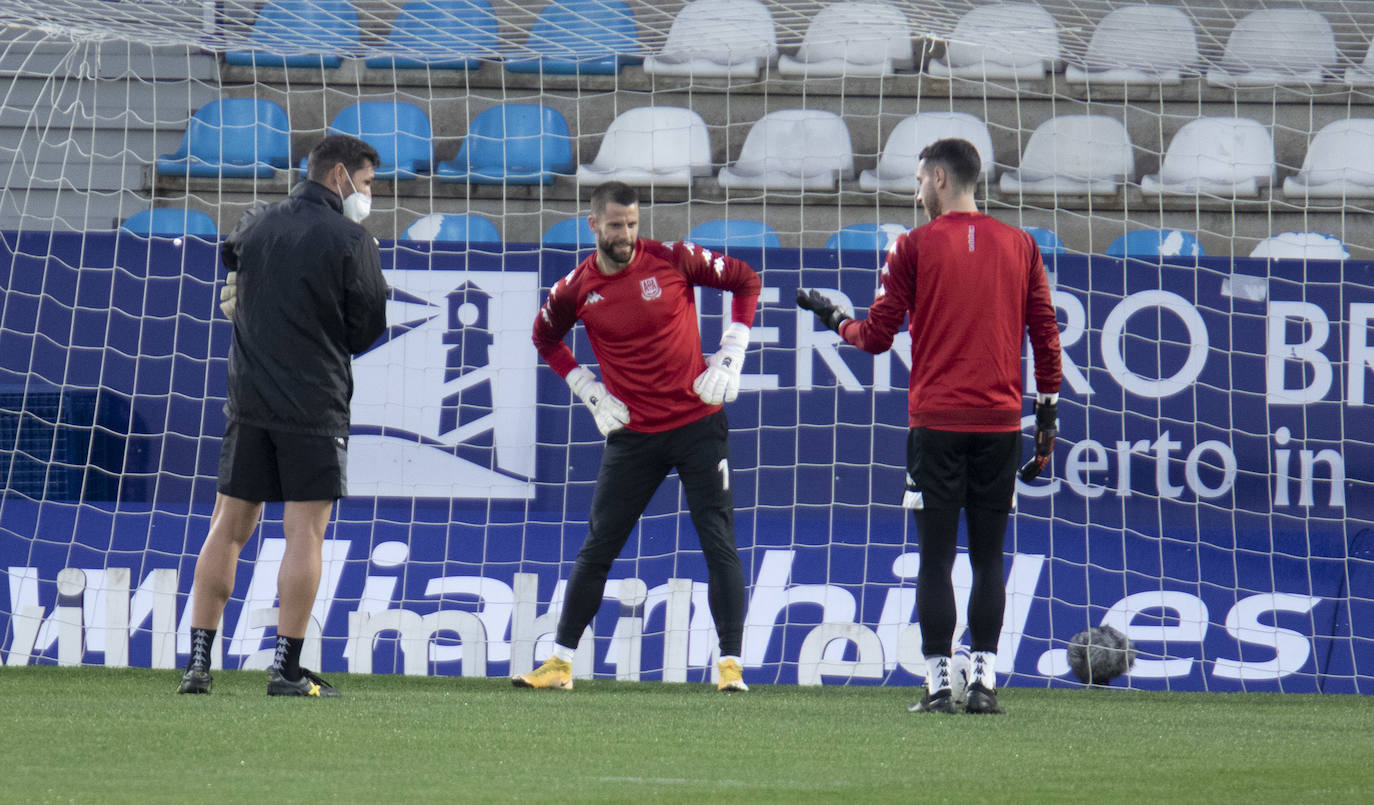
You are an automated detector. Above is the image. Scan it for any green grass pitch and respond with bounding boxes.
[1,667,1370,803]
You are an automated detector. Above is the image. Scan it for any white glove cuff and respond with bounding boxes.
[565,366,595,397]
[720,322,750,350]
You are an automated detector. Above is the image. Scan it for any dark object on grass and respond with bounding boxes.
[1067,625,1137,685]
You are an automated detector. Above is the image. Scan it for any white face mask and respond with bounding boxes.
[340,170,371,223]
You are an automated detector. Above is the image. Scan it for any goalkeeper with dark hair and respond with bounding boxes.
[519,180,760,693]
[798,138,1061,715]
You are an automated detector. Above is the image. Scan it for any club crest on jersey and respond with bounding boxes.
[640,276,662,301]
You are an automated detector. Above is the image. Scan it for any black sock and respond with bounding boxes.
[272,635,305,681]
[187,627,215,673]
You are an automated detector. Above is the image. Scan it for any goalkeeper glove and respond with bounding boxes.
[1018,393,1059,481]
[566,366,630,437]
[219,271,238,319]
[796,288,852,334]
[693,322,750,405]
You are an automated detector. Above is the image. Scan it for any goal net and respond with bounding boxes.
[0,0,1371,693]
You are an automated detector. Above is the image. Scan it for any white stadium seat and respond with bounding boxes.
[1343,38,1374,86]
[1065,4,1199,85]
[777,1,913,78]
[1206,8,1336,87]
[1282,119,1374,200]
[576,106,713,188]
[859,112,994,193]
[1141,117,1274,198]
[642,0,776,79]
[717,109,854,191]
[998,115,1133,195]
[1249,232,1349,260]
[927,2,1060,81]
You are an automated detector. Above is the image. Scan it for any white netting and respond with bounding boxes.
[0,0,1371,693]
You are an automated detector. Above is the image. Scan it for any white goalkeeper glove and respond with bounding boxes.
[566,366,630,437]
[218,270,238,319]
[693,322,750,406]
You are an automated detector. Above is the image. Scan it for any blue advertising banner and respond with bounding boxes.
[1,232,1370,692]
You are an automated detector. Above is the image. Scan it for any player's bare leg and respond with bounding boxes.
[267,500,340,697]
[178,493,262,694]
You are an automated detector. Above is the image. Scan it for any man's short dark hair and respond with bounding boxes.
[918,138,981,189]
[589,181,639,216]
[307,134,380,183]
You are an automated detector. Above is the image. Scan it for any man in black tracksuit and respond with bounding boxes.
[177,134,388,698]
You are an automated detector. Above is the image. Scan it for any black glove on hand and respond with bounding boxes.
[796,289,852,334]
[1018,398,1059,481]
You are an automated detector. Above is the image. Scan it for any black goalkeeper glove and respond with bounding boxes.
[1018,396,1058,482]
[796,288,852,334]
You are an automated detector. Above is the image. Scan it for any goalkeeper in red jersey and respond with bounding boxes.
[798,139,1062,714]
[517,181,760,692]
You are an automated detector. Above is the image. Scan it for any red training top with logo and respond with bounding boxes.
[532,239,761,433]
[839,211,1062,432]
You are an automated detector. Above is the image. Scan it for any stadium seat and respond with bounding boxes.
[435,104,574,185]
[120,208,218,238]
[1206,8,1336,87]
[826,223,907,265]
[505,0,643,75]
[777,1,913,78]
[1343,38,1374,86]
[643,0,776,78]
[1024,226,1067,255]
[686,220,781,250]
[927,2,1060,80]
[999,115,1134,195]
[542,217,596,248]
[858,112,994,193]
[1249,232,1349,260]
[402,213,501,244]
[224,0,360,69]
[1106,229,1205,259]
[299,102,433,179]
[716,110,854,191]
[1140,117,1274,198]
[576,107,712,188]
[1065,4,1199,85]
[156,99,291,178]
[1281,119,1374,199]
[365,0,500,70]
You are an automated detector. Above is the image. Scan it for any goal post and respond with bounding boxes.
[0,0,1371,693]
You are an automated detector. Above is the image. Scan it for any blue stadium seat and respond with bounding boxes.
[686,219,781,250]
[298,102,433,179]
[120,209,218,238]
[826,223,906,252]
[224,0,360,69]
[1106,229,1205,259]
[435,104,574,185]
[505,0,643,75]
[157,99,291,178]
[403,214,501,244]
[543,217,596,248]
[366,0,500,70]
[1024,226,1068,255]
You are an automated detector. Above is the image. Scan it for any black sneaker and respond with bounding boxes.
[267,667,341,698]
[177,668,212,695]
[908,688,956,714]
[964,682,1004,714]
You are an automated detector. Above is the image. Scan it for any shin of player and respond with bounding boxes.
[517,181,760,693]
[798,139,1062,714]
[178,134,388,698]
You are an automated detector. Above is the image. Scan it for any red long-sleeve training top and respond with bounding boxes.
[839,211,1062,431]
[532,238,761,433]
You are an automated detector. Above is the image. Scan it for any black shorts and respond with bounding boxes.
[217,420,348,502]
[905,428,1020,512]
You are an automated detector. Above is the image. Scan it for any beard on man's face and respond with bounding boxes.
[599,237,634,263]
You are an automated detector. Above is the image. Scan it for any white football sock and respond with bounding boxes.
[720,655,741,664]
[552,644,575,663]
[925,655,952,695]
[971,651,996,690]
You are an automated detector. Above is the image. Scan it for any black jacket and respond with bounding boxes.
[221,180,388,436]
